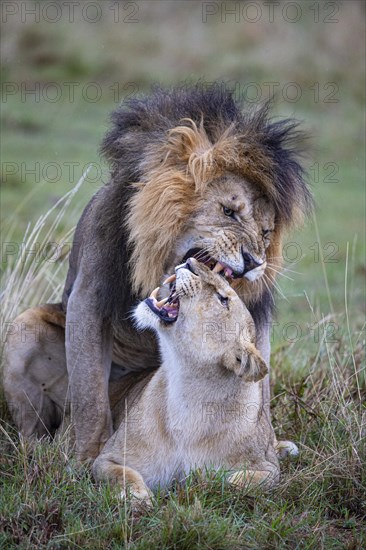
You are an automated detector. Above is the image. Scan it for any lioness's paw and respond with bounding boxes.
[275,440,299,459]
[228,469,276,489]
[121,485,154,510]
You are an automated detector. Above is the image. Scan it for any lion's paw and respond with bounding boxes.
[275,440,299,459]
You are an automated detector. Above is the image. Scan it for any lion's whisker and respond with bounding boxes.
[267,262,301,275]
[184,245,215,264]
[261,274,276,305]
[269,256,305,269]
[265,265,294,281]
[265,273,288,302]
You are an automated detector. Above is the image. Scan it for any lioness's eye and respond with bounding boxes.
[263,229,271,238]
[217,293,229,308]
[223,206,234,217]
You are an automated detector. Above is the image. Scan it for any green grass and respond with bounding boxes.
[0,128,364,549]
[1,325,365,548]
[1,2,365,548]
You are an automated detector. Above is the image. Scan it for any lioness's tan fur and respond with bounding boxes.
[92,260,279,504]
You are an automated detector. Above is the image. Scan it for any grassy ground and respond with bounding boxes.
[1,318,364,548]
[1,1,365,548]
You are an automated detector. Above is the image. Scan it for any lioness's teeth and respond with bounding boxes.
[163,274,176,285]
[213,262,224,273]
[150,287,160,300]
[156,297,169,308]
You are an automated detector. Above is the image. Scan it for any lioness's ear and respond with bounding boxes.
[240,344,268,382]
[223,344,268,382]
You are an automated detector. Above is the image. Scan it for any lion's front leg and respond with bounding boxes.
[255,317,299,460]
[254,318,274,433]
[66,272,114,463]
[254,317,271,411]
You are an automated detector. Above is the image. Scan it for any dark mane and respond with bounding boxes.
[65,84,312,324]
[102,84,312,223]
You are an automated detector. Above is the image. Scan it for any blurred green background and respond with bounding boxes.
[1,0,365,357]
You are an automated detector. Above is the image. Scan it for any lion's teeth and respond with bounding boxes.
[163,274,176,285]
[156,297,169,308]
[150,287,160,300]
[213,262,224,273]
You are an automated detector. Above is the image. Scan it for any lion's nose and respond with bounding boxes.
[242,252,263,274]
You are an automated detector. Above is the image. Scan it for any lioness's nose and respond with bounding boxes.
[242,252,263,274]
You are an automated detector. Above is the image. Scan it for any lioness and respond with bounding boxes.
[92,258,280,504]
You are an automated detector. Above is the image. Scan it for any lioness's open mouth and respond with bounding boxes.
[145,274,180,323]
[146,249,239,324]
[145,252,234,324]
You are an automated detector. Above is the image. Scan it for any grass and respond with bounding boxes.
[0,161,364,550]
[1,2,365,548]
[1,317,365,548]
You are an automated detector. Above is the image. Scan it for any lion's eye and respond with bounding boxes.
[223,206,234,217]
[217,293,229,308]
[263,229,271,238]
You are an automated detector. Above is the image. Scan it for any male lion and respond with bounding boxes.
[94,257,279,506]
[3,85,312,461]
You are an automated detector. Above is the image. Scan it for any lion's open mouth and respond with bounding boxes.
[182,248,238,280]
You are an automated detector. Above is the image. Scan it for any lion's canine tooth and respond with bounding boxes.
[163,274,176,285]
[150,287,160,300]
[213,262,224,273]
[156,297,169,308]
